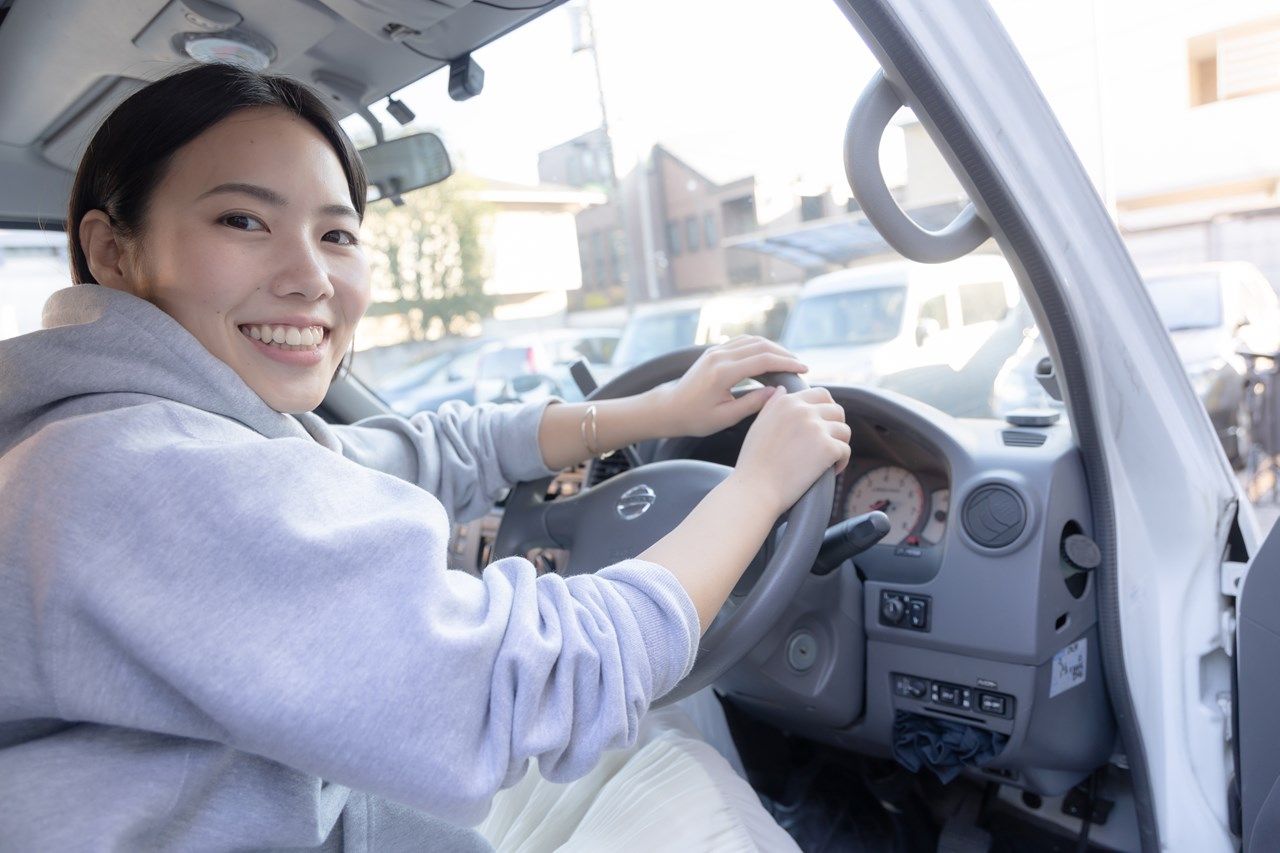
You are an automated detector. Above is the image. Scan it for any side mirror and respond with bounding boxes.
[915,318,941,347]
[361,132,452,203]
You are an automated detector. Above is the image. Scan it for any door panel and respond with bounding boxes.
[1236,518,1280,848]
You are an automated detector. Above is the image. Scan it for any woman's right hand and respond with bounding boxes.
[732,386,852,515]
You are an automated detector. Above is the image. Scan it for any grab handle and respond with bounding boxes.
[845,70,990,263]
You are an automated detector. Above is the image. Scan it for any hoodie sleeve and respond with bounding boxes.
[13,408,698,825]
[326,399,558,522]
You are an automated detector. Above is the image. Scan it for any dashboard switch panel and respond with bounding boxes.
[891,673,1017,721]
[879,590,930,631]
[931,680,972,710]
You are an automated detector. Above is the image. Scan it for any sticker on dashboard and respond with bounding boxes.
[1050,638,1087,698]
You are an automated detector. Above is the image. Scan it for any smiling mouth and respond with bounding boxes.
[238,323,328,352]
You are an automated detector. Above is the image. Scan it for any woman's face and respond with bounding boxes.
[121,107,370,413]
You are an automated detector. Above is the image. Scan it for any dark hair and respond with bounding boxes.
[67,62,368,284]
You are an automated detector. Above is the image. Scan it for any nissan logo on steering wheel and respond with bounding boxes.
[616,485,656,520]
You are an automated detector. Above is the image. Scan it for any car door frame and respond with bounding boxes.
[836,1,1246,850]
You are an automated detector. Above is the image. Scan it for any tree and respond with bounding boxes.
[361,173,495,341]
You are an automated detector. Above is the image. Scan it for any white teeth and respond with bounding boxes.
[241,324,325,350]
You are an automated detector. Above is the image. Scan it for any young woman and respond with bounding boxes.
[0,63,850,850]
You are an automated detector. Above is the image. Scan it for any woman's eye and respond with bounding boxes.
[323,229,359,246]
[221,213,266,232]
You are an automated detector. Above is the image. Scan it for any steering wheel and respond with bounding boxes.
[492,345,835,705]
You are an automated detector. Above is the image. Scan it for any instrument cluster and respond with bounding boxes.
[835,463,949,548]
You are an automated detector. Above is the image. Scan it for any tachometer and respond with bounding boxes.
[845,466,925,545]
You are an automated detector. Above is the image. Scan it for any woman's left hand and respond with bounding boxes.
[655,336,810,438]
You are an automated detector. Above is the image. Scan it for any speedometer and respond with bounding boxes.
[845,466,925,545]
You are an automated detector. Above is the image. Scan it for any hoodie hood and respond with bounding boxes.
[0,285,310,454]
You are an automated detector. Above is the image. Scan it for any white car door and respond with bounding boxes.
[842,2,1245,850]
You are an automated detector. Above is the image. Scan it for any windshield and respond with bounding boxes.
[343,0,1062,422]
[613,309,700,368]
[1145,273,1223,332]
[781,286,906,349]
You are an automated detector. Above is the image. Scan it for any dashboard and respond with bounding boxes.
[454,383,1117,798]
[646,384,1117,797]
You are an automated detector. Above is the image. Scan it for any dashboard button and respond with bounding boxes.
[978,692,1010,717]
[907,599,928,629]
[880,593,906,625]
[893,674,928,699]
[936,684,960,705]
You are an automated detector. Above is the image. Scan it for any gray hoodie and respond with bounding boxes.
[0,285,699,851]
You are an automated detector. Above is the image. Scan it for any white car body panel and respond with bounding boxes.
[855,2,1248,848]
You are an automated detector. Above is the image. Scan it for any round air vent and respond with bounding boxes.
[962,484,1027,549]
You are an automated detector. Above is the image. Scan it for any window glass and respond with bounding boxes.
[918,294,949,329]
[1145,273,1224,331]
[781,287,906,349]
[342,0,1063,422]
[958,281,1009,324]
[478,347,532,381]
[613,309,700,368]
[571,335,618,364]
[685,217,699,252]
[0,230,71,340]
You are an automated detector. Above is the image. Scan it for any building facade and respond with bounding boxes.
[992,1,1280,286]
[540,131,809,309]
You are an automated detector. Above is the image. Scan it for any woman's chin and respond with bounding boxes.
[253,382,328,415]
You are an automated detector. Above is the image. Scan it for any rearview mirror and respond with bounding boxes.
[360,132,452,203]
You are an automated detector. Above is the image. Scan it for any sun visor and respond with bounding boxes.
[41,77,148,172]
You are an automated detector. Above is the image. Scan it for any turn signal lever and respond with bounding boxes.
[812,511,891,575]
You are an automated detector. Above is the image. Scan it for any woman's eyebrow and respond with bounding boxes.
[197,182,358,220]
[319,203,360,222]
[197,182,287,206]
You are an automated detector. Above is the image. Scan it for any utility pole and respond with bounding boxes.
[574,1,651,306]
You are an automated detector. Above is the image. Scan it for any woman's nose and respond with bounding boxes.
[269,239,336,301]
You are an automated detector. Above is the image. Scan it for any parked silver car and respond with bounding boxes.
[378,328,618,414]
[992,262,1280,466]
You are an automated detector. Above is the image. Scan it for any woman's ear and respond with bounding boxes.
[79,210,135,292]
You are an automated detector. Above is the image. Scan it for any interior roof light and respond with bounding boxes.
[180,29,276,70]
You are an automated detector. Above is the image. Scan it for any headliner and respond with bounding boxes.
[0,0,566,225]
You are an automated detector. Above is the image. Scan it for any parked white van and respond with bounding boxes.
[601,284,798,383]
[780,254,1023,416]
